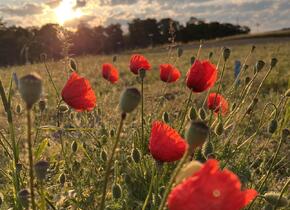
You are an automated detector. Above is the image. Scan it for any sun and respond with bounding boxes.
[55,0,83,25]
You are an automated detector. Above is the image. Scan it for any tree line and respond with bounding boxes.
[0,17,250,67]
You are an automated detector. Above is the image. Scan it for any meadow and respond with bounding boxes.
[0,40,289,210]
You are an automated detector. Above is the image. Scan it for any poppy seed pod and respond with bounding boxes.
[18,189,29,208]
[119,88,141,113]
[223,47,231,61]
[175,160,202,184]
[270,58,278,68]
[255,60,265,72]
[185,121,209,153]
[34,160,49,181]
[264,192,288,207]
[19,73,42,109]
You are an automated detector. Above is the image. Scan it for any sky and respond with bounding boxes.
[0,0,289,33]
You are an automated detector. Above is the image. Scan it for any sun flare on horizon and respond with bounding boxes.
[55,0,83,25]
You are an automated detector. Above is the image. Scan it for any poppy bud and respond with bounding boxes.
[71,141,78,153]
[231,103,236,111]
[255,60,265,73]
[110,129,115,137]
[72,161,80,172]
[244,64,249,70]
[251,45,256,53]
[119,87,141,113]
[139,68,146,79]
[175,160,202,184]
[59,104,69,113]
[16,163,23,172]
[16,104,22,114]
[101,149,107,162]
[190,56,195,65]
[282,128,290,140]
[270,58,278,68]
[19,73,42,109]
[188,106,197,121]
[112,55,117,63]
[112,183,122,200]
[202,140,214,159]
[18,189,29,208]
[177,48,183,57]
[162,112,169,123]
[69,58,77,72]
[285,89,290,97]
[124,173,131,185]
[208,51,213,60]
[267,119,277,134]
[245,76,251,85]
[131,148,141,163]
[263,192,288,207]
[223,47,231,61]
[59,173,66,185]
[38,99,46,112]
[194,148,206,163]
[214,121,224,136]
[34,160,49,181]
[185,121,209,152]
[198,108,207,120]
[13,72,19,89]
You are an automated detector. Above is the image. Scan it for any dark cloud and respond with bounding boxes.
[0,3,44,16]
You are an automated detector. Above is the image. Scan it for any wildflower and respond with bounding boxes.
[160,64,181,83]
[168,159,257,210]
[129,54,151,75]
[186,60,217,92]
[61,72,96,111]
[149,121,187,162]
[207,93,228,115]
[102,63,119,83]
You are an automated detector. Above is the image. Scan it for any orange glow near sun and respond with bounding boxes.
[55,0,83,25]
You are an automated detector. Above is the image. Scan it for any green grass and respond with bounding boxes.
[0,41,289,209]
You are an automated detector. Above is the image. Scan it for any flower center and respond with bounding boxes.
[212,189,221,198]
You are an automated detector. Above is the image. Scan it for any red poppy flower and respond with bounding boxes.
[168,159,257,210]
[149,121,188,162]
[160,64,181,83]
[207,93,229,115]
[61,72,96,112]
[186,60,217,92]
[102,63,119,84]
[129,54,151,75]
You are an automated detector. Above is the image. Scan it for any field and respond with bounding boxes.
[0,40,289,210]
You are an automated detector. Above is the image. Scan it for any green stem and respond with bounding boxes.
[99,113,126,210]
[178,91,193,133]
[39,181,46,210]
[158,150,189,210]
[141,77,144,147]
[27,108,36,210]
[142,167,156,210]
[44,60,60,101]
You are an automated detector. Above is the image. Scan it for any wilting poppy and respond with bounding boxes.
[168,159,257,210]
[61,72,96,112]
[149,121,188,162]
[207,93,229,115]
[186,60,217,92]
[129,54,151,75]
[160,64,181,83]
[102,63,119,84]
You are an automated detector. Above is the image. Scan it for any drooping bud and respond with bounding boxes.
[38,99,46,112]
[112,183,122,200]
[270,58,278,68]
[223,47,231,61]
[112,55,117,63]
[198,108,207,120]
[285,89,290,97]
[245,76,251,85]
[34,160,49,181]
[214,121,224,136]
[162,112,169,123]
[202,140,214,158]
[255,60,265,73]
[101,149,108,162]
[16,104,22,114]
[185,121,209,153]
[246,98,258,114]
[110,129,115,137]
[119,88,141,113]
[263,192,288,207]
[18,189,29,208]
[175,160,202,184]
[208,51,213,60]
[190,56,195,65]
[251,45,256,53]
[188,106,198,121]
[267,119,278,134]
[69,58,77,72]
[177,47,183,57]
[59,173,66,185]
[131,148,141,163]
[59,104,69,113]
[71,141,78,153]
[19,73,42,109]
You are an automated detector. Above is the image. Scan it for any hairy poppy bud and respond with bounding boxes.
[251,45,256,53]
[119,88,141,113]
[110,129,115,137]
[175,161,202,184]
[198,108,207,120]
[185,121,209,153]
[16,104,22,114]
[282,128,290,140]
[188,106,198,121]
[18,189,29,208]
[285,89,290,97]
[270,58,278,68]
[267,119,277,134]
[255,60,265,73]
[71,141,78,153]
[208,51,213,60]
[223,47,231,61]
[177,48,183,57]
[190,56,195,65]
[112,183,122,200]
[112,55,117,62]
[101,149,107,162]
[162,112,169,123]
[245,76,251,85]
[202,140,214,159]
[69,58,77,72]
[131,148,141,163]
[264,192,288,207]
[19,73,42,109]
[38,99,46,112]
[231,103,236,111]
[34,160,49,181]
[59,104,69,113]
[214,121,224,136]
[59,173,66,185]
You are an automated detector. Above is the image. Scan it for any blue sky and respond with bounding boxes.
[0,0,289,32]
